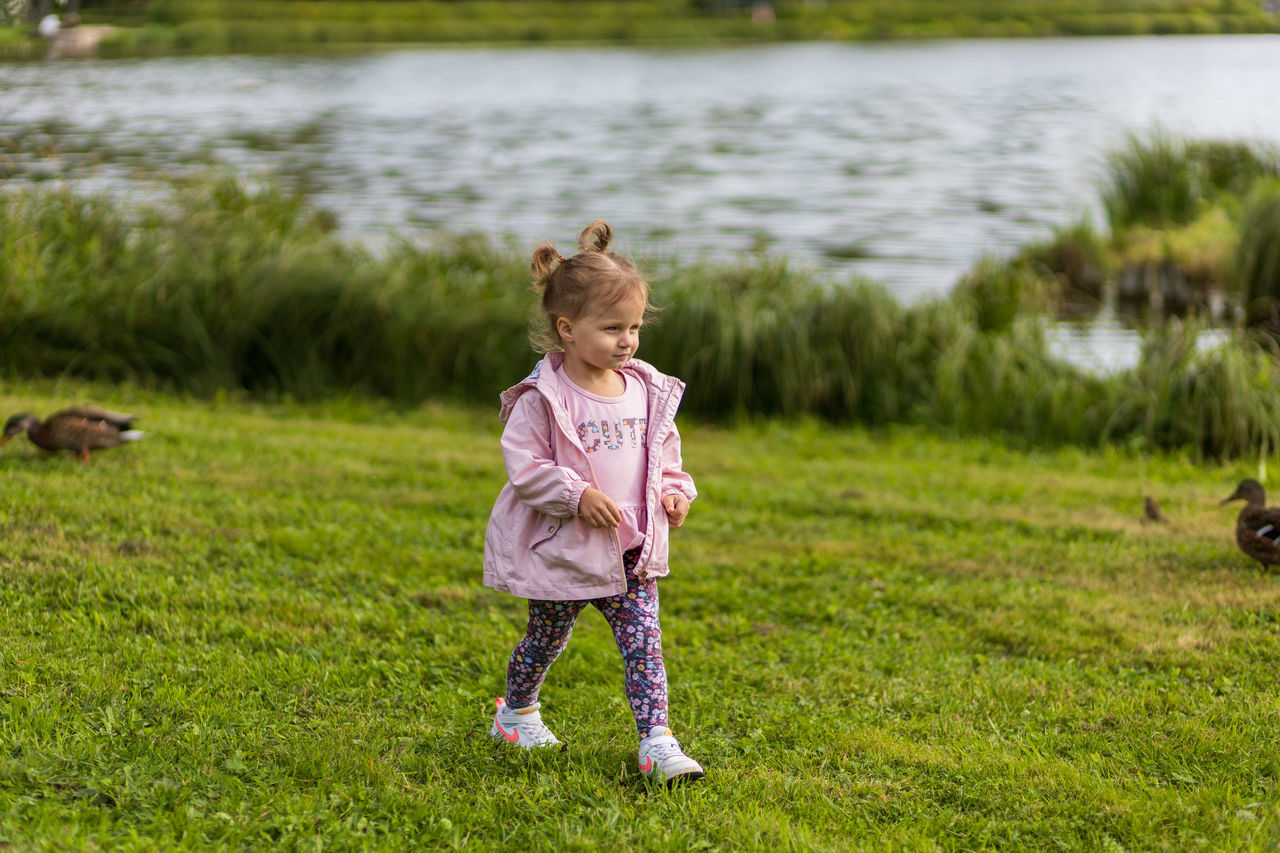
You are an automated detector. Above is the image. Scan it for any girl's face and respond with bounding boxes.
[558,292,646,376]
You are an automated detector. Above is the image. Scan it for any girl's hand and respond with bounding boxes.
[579,488,622,529]
[662,493,690,527]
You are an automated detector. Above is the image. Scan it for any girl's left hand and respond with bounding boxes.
[662,494,690,527]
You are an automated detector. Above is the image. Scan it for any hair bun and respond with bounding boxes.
[530,242,566,290]
[578,220,612,254]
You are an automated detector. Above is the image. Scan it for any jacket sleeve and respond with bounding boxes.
[659,421,697,503]
[501,391,591,518]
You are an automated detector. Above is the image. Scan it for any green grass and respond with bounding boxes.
[3,0,1278,58]
[65,0,1280,55]
[2,380,1280,848]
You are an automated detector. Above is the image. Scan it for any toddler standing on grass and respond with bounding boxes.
[482,220,704,785]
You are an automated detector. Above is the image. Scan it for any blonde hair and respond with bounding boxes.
[529,220,650,353]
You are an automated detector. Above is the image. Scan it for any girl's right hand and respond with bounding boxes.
[579,488,622,529]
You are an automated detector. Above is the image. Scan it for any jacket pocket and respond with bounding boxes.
[529,514,561,550]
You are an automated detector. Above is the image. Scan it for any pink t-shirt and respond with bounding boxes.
[556,367,649,552]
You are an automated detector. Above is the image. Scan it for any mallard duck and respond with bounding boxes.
[1,406,144,462]
[1143,496,1167,523]
[1221,479,1280,568]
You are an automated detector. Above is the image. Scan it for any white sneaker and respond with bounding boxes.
[489,698,562,749]
[638,725,705,784]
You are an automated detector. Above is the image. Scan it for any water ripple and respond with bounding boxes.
[4,38,1280,368]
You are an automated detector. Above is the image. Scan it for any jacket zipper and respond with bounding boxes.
[537,366,679,591]
[541,388,629,588]
[581,454,628,588]
[632,380,678,584]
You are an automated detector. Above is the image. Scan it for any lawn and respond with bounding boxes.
[0,0,1272,58]
[1,380,1278,850]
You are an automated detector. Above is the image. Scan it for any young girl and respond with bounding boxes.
[483,220,704,784]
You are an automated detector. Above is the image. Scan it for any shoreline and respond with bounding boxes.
[1,6,1278,60]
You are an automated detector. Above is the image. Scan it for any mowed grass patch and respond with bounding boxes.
[1,382,1278,849]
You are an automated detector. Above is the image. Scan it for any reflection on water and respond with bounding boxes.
[1047,302,1239,374]
[1048,309,1144,376]
[3,37,1280,369]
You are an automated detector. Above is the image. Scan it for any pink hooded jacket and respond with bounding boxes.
[483,352,697,600]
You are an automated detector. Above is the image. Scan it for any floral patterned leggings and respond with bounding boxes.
[505,548,668,737]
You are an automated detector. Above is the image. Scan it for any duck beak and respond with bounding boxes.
[0,434,10,446]
[1220,491,1241,505]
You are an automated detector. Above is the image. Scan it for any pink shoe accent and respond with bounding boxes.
[493,699,521,742]
[492,697,561,748]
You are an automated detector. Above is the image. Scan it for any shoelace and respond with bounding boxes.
[515,718,555,740]
[645,738,683,761]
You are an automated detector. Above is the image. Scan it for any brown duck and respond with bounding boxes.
[1221,478,1280,568]
[1,406,144,462]
[1143,496,1167,523]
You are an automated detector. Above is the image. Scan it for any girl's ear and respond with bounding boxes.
[556,316,574,343]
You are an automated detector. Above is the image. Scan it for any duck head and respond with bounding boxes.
[1,414,39,445]
[1222,478,1267,508]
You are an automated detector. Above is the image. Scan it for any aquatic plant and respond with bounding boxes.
[1234,179,1280,326]
[1101,133,1280,232]
[645,260,904,422]
[1108,319,1280,459]
[1101,132,1204,232]
[1186,138,1280,199]
[0,177,527,400]
[1013,220,1111,304]
[3,175,1279,459]
[950,256,1058,333]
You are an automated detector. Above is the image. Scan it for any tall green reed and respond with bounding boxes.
[3,176,1278,460]
[1101,132,1280,232]
[644,259,904,421]
[0,176,531,400]
[1011,221,1111,303]
[1234,179,1280,325]
[1106,320,1280,459]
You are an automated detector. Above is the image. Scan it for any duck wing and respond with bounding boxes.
[38,410,135,451]
[53,406,136,430]
[1236,506,1280,566]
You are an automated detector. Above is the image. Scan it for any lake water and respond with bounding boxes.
[3,36,1280,369]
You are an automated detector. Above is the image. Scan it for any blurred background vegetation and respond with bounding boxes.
[2,0,1280,57]
[3,132,1280,460]
[5,0,1280,460]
